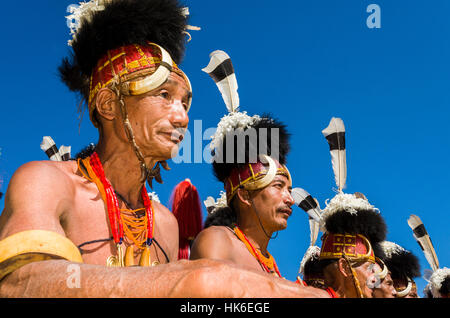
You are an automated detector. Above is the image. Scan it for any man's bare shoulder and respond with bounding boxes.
[10,160,77,183]
[152,200,178,228]
[190,225,236,261]
[0,160,78,239]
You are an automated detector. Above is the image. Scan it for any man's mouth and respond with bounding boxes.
[278,207,292,217]
[161,130,184,144]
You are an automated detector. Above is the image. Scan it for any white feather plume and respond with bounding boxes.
[322,117,346,192]
[299,245,321,276]
[407,214,440,272]
[428,267,450,298]
[202,50,240,113]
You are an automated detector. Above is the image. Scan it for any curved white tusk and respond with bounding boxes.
[244,155,277,191]
[128,44,173,95]
[376,258,388,280]
[282,164,292,187]
[359,234,373,261]
[396,278,413,298]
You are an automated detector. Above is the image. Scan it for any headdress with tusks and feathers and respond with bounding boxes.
[59,0,198,189]
[202,50,291,217]
[408,214,449,297]
[318,117,387,275]
[378,241,421,297]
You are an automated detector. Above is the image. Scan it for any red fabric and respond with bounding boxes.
[170,180,203,260]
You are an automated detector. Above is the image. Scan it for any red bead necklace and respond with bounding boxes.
[88,152,154,247]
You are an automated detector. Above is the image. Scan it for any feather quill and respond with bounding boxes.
[40,136,62,161]
[291,187,322,245]
[322,117,346,192]
[58,145,72,161]
[202,50,239,113]
[40,136,72,161]
[408,214,439,272]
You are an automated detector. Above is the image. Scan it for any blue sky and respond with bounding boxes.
[0,1,449,297]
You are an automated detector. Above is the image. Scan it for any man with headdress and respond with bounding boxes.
[190,113,294,277]
[0,0,324,298]
[188,51,329,297]
[378,241,420,298]
[312,117,392,297]
[317,192,391,298]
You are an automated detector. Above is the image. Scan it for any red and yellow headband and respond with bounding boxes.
[88,42,192,127]
[224,155,292,204]
[319,233,376,264]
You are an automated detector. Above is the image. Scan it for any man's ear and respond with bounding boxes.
[95,88,119,122]
[236,188,252,208]
[337,258,352,278]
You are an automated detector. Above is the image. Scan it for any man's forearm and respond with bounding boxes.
[0,259,329,298]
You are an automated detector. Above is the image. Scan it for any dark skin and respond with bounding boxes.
[0,72,330,298]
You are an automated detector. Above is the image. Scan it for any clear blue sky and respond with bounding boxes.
[0,0,449,297]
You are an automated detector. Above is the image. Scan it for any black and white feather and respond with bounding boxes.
[291,188,322,246]
[40,136,71,161]
[322,117,346,192]
[202,50,239,113]
[407,214,439,272]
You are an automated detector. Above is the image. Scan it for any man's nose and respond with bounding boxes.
[169,99,189,128]
[285,190,295,206]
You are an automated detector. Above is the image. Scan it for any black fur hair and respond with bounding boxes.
[204,206,237,228]
[304,257,324,278]
[381,249,421,281]
[324,209,387,246]
[211,113,291,183]
[59,0,188,104]
[74,143,97,159]
[440,276,450,296]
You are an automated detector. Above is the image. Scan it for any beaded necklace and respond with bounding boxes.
[78,152,155,266]
[233,226,281,277]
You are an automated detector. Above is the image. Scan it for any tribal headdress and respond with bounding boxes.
[202,50,291,222]
[318,118,387,275]
[59,0,195,187]
[378,241,421,297]
[408,214,449,298]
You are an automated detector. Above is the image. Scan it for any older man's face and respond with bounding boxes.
[123,72,191,162]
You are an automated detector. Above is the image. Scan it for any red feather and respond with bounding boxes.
[170,179,203,260]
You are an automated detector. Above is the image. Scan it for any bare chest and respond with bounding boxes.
[61,183,174,266]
